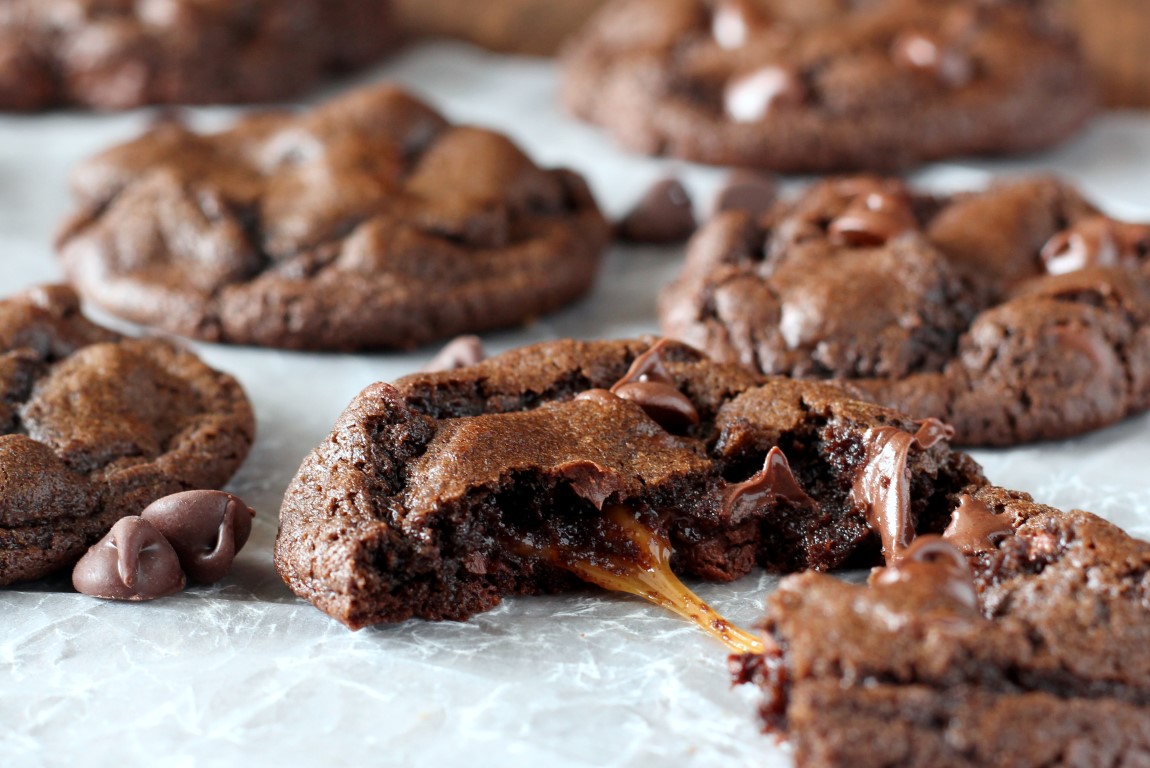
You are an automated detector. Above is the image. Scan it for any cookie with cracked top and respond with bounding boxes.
[560,0,1096,172]
[274,337,984,629]
[56,84,611,351]
[0,0,394,110]
[732,485,1150,767]
[0,284,254,587]
[660,175,1150,446]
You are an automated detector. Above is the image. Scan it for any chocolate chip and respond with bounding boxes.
[828,190,917,247]
[712,0,770,50]
[617,178,696,244]
[72,516,186,600]
[141,490,255,584]
[421,335,487,373]
[870,534,977,608]
[891,31,973,88]
[1039,216,1150,276]
[611,380,700,432]
[713,171,778,219]
[943,494,1012,555]
[724,65,806,123]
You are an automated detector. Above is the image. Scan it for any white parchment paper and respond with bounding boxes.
[2,43,1149,768]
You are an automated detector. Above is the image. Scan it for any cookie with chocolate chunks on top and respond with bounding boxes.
[661,175,1150,445]
[0,285,254,587]
[274,337,983,630]
[560,0,1095,172]
[732,485,1150,768]
[56,83,611,351]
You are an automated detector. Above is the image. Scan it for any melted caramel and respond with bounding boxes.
[517,504,765,655]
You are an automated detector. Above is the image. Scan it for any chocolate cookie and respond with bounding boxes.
[395,0,606,56]
[0,0,393,110]
[56,84,611,351]
[732,485,1150,767]
[560,0,1096,171]
[275,337,983,630]
[660,176,1150,445]
[0,285,255,587]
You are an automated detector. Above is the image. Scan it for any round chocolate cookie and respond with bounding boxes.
[0,0,394,110]
[560,0,1096,171]
[56,84,611,351]
[660,176,1150,446]
[0,285,255,587]
[275,337,983,629]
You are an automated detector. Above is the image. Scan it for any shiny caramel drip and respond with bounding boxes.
[723,446,817,521]
[943,494,1013,555]
[518,504,766,655]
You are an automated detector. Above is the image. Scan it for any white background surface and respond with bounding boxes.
[2,43,1149,768]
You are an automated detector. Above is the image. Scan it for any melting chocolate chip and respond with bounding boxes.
[913,417,955,449]
[712,0,770,49]
[608,340,700,432]
[850,426,918,563]
[713,171,778,219]
[1039,216,1150,276]
[611,381,701,432]
[724,447,818,523]
[943,494,1012,555]
[617,178,696,244]
[421,335,487,373]
[828,190,917,248]
[870,534,978,608]
[515,502,766,654]
[724,65,806,123]
[141,490,255,584]
[72,516,186,600]
[890,31,974,88]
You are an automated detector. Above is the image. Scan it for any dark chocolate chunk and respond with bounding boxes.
[141,490,255,584]
[618,178,696,244]
[72,517,186,601]
[421,335,487,373]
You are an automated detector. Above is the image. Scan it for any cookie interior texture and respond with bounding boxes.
[561,0,1096,171]
[56,84,611,351]
[732,485,1150,768]
[0,0,395,110]
[661,176,1150,445]
[0,285,255,586]
[275,338,984,629]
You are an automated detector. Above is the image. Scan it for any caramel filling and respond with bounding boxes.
[516,504,765,655]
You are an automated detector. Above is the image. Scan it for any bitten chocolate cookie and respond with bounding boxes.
[560,0,1096,171]
[275,337,983,630]
[661,176,1150,445]
[0,0,393,110]
[732,486,1150,767]
[56,84,610,351]
[0,285,254,587]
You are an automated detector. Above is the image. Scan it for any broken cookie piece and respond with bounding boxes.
[275,338,983,640]
[732,485,1150,767]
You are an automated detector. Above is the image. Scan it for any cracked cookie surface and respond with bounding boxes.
[57,84,611,350]
[660,176,1150,445]
[0,285,254,586]
[560,0,1095,171]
